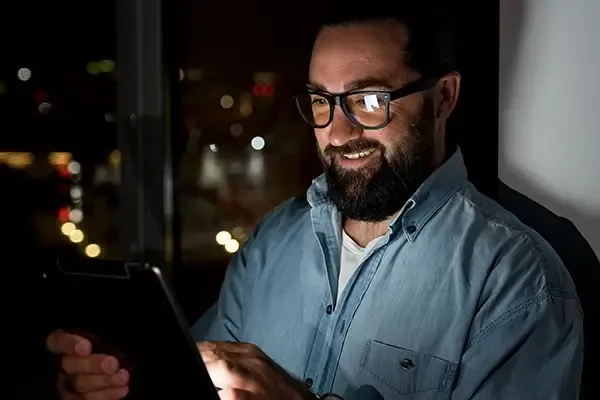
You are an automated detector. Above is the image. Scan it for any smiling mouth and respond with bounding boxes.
[342,148,376,159]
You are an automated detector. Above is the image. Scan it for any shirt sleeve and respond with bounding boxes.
[189,197,288,343]
[190,240,253,342]
[452,239,584,399]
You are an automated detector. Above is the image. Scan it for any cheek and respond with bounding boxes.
[363,126,400,149]
[384,107,419,141]
[363,125,408,161]
[389,105,413,127]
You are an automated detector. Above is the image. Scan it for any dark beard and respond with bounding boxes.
[322,97,436,222]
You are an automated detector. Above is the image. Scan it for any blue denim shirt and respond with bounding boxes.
[194,150,583,399]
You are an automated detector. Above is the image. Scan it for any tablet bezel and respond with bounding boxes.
[44,258,220,399]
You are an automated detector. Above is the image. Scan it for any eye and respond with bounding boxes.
[349,94,384,112]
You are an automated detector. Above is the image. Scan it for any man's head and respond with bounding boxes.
[303,6,461,222]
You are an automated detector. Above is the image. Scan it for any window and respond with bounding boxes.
[173,3,322,319]
[0,4,120,261]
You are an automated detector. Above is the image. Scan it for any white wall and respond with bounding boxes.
[499,0,600,257]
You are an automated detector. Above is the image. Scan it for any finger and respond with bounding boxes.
[60,391,81,400]
[200,341,258,354]
[61,354,120,375]
[198,342,258,363]
[199,342,279,385]
[218,388,255,400]
[70,370,130,394]
[80,386,129,400]
[47,330,93,357]
[57,374,82,400]
[205,360,262,394]
[198,342,227,363]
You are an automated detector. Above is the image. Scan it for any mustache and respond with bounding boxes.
[323,139,384,157]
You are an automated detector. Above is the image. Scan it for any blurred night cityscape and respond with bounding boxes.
[0,2,323,268]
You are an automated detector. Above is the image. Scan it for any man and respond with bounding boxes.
[46,6,583,400]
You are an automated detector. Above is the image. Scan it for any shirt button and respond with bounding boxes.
[325,305,333,314]
[304,378,313,388]
[406,225,417,234]
[400,358,415,370]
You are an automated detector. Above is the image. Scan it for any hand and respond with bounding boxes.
[46,330,130,400]
[199,341,316,400]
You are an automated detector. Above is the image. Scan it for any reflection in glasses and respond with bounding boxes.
[294,77,438,130]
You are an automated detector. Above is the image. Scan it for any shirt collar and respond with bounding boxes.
[307,148,468,240]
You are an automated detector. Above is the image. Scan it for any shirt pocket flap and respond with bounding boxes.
[360,340,457,395]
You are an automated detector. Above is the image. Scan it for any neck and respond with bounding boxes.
[343,218,392,247]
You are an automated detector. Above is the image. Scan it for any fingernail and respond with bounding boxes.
[74,340,91,356]
[101,357,119,374]
[113,369,130,385]
[115,386,129,398]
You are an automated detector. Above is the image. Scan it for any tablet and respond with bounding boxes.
[42,258,220,400]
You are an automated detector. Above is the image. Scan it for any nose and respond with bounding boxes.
[327,106,362,147]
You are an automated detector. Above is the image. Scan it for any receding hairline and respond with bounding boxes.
[316,17,413,69]
[321,15,407,29]
[315,6,458,78]
[318,17,410,44]
[313,19,414,79]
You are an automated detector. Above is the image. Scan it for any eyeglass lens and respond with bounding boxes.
[296,92,388,128]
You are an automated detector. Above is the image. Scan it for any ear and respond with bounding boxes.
[435,71,461,120]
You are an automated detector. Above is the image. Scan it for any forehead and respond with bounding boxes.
[309,21,412,92]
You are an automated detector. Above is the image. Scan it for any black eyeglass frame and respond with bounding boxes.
[294,77,439,130]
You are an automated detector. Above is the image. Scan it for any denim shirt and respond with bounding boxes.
[196,150,583,399]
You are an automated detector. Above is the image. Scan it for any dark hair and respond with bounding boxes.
[319,3,457,78]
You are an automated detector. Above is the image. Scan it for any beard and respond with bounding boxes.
[320,96,436,222]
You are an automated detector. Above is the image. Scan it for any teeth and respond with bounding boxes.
[343,149,375,159]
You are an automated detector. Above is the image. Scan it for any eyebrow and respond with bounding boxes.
[307,77,394,93]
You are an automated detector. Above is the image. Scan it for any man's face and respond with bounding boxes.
[309,21,438,222]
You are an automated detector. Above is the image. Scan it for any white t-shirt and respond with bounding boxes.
[338,231,380,302]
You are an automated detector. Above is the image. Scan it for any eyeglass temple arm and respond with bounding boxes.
[389,77,439,101]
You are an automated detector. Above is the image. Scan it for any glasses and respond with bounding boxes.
[294,77,438,130]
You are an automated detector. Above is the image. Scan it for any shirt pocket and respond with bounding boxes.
[360,340,458,395]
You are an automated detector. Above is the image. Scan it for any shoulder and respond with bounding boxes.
[239,196,312,258]
[450,182,576,294]
[448,184,582,342]
[253,196,312,237]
